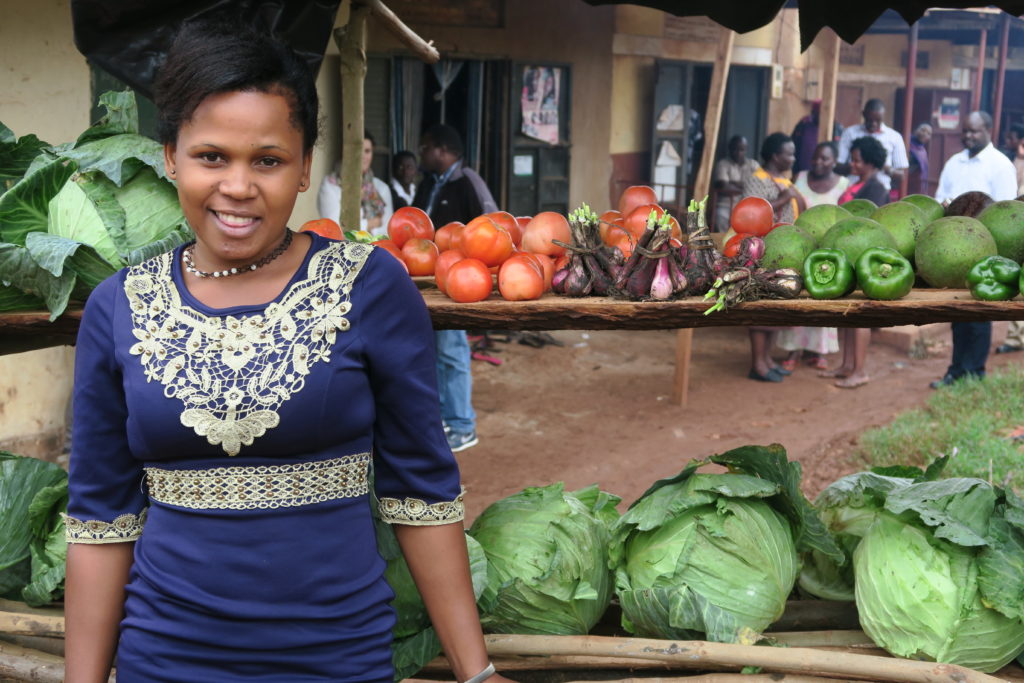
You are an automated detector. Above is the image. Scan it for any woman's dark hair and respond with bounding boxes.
[760,132,792,164]
[851,135,887,170]
[364,129,375,146]
[814,141,837,159]
[154,17,319,151]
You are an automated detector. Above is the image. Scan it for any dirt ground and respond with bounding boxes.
[455,324,1024,523]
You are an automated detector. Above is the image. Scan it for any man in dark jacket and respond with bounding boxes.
[413,124,498,452]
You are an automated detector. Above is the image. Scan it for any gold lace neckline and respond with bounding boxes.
[124,239,373,456]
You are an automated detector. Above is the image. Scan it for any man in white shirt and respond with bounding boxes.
[930,110,1018,388]
[837,99,909,192]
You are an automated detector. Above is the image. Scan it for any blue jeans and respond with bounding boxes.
[946,322,991,380]
[435,330,475,433]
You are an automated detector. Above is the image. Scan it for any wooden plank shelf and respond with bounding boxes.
[3,290,1024,355]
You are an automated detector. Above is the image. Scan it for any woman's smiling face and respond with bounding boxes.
[164,89,311,271]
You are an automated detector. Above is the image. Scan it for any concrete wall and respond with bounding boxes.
[1,0,89,461]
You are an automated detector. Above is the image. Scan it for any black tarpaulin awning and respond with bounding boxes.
[581,1,1024,48]
[71,0,343,98]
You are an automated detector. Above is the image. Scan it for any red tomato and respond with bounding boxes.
[513,216,531,248]
[618,185,658,218]
[666,213,682,242]
[445,258,493,303]
[486,211,522,248]
[498,254,545,301]
[608,232,634,259]
[525,252,555,291]
[623,204,664,241]
[375,240,409,272]
[553,253,571,271]
[521,212,571,257]
[723,233,744,258]
[730,197,774,236]
[434,221,464,252]
[387,206,435,248]
[462,216,514,267]
[434,249,466,295]
[401,237,440,276]
[598,210,623,244]
[299,218,343,240]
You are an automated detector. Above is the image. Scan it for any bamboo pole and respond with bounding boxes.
[900,22,919,199]
[818,29,841,145]
[0,641,68,683]
[670,328,693,406]
[475,634,1004,683]
[333,2,370,232]
[993,13,1010,143]
[0,609,64,638]
[972,28,987,113]
[363,0,438,64]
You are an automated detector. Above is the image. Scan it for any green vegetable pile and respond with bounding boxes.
[0,452,68,607]
[799,456,1024,672]
[0,91,191,319]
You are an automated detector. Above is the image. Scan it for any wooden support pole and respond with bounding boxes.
[972,27,987,112]
[900,22,919,199]
[993,13,1010,144]
[818,30,841,144]
[333,3,370,232]
[363,0,439,64]
[673,27,732,409]
[691,28,735,203]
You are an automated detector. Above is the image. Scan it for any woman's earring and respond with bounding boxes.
[169,169,176,177]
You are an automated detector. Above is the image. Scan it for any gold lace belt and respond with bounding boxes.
[145,453,371,511]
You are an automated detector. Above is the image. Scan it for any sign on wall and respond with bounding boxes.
[521,65,561,145]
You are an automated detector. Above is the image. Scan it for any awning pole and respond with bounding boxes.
[972,27,987,112]
[818,30,841,144]
[993,13,1010,143]
[900,22,918,198]
[333,3,369,231]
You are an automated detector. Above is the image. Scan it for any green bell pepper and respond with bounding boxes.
[967,255,1021,301]
[802,248,856,299]
[855,247,914,300]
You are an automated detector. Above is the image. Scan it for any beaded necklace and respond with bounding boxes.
[182,230,293,278]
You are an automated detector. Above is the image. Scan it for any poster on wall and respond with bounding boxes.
[938,97,961,130]
[521,66,560,145]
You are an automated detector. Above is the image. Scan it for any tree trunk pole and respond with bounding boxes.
[992,13,1010,144]
[333,2,370,232]
[900,22,919,199]
[818,30,841,145]
[972,27,987,113]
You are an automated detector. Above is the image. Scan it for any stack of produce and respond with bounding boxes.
[799,456,1024,672]
[0,91,192,318]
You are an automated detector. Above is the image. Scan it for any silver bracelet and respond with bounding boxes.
[462,662,496,683]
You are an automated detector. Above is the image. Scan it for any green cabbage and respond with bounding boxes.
[468,483,620,635]
[805,461,1024,672]
[610,444,840,644]
[0,91,190,319]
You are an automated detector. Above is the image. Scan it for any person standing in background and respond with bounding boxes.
[389,150,417,211]
[317,130,393,235]
[836,99,909,197]
[712,135,759,232]
[907,122,932,196]
[931,111,1018,388]
[414,124,498,452]
[793,141,849,206]
[1002,123,1024,161]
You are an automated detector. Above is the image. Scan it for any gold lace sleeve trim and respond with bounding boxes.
[63,509,147,544]
[378,487,465,526]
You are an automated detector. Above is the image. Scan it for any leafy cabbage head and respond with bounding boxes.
[468,483,620,635]
[855,511,1024,673]
[612,473,797,643]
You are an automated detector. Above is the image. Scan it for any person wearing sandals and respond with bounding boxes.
[820,136,890,388]
[742,132,807,382]
[778,141,843,372]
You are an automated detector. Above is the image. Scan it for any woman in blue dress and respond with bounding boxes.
[63,18,508,683]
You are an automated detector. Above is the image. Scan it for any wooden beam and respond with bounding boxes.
[691,27,735,203]
[333,3,370,232]
[362,0,439,64]
[818,29,841,144]
[900,22,919,198]
[993,13,1010,143]
[972,27,987,112]
[677,27,732,409]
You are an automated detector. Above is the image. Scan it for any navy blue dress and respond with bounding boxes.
[65,234,463,682]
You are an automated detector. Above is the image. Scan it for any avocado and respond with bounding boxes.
[914,216,998,288]
[820,217,898,265]
[945,191,993,218]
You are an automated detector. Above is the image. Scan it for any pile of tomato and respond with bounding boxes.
[302,207,573,303]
